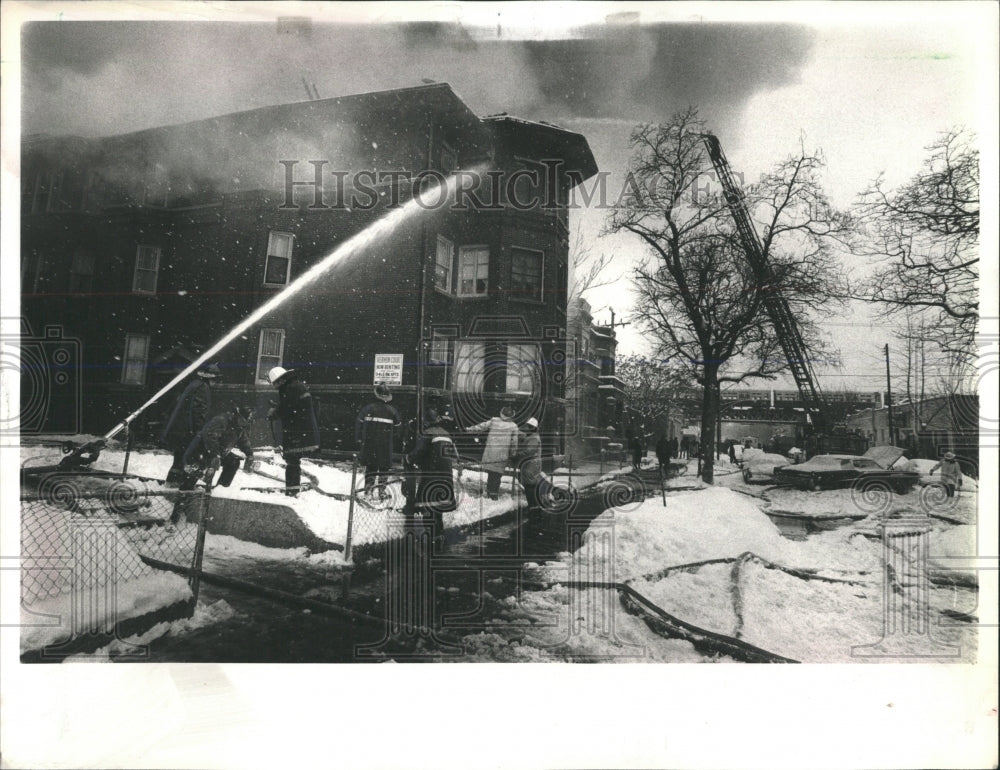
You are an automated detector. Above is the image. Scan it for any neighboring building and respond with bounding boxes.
[717,388,882,424]
[565,297,624,458]
[20,83,598,454]
[846,394,979,469]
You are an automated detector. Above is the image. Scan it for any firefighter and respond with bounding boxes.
[356,383,402,498]
[403,409,457,538]
[400,416,420,509]
[267,366,320,496]
[160,363,219,484]
[182,405,255,488]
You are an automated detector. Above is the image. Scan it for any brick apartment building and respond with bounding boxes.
[565,297,626,457]
[20,83,598,455]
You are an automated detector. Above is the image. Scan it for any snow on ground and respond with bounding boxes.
[20,500,195,652]
[21,569,192,652]
[454,584,714,663]
[66,599,238,660]
[21,440,980,662]
[907,458,979,491]
[21,440,635,567]
[525,487,976,663]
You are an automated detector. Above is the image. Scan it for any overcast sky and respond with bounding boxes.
[10,2,998,393]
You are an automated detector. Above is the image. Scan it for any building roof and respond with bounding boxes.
[25,82,599,193]
[483,115,598,183]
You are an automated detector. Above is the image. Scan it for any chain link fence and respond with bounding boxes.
[21,483,207,610]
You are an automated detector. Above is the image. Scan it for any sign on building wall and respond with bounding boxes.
[373,354,404,385]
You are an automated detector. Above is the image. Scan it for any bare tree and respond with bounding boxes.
[854,128,979,365]
[607,108,847,483]
[615,353,693,431]
[567,223,618,305]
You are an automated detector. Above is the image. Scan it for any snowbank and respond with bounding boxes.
[21,569,192,652]
[530,487,977,662]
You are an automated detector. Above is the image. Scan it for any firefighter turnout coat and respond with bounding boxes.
[160,379,211,450]
[274,377,320,454]
[356,401,401,467]
[406,424,458,515]
[183,411,253,469]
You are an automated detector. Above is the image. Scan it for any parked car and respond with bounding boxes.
[773,446,920,492]
[742,453,791,484]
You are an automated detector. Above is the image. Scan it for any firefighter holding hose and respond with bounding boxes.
[181,405,255,488]
[160,363,220,484]
[267,366,320,496]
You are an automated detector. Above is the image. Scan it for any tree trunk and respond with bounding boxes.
[700,363,720,484]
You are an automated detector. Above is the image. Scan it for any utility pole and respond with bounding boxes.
[607,307,631,332]
[606,307,630,378]
[884,343,896,446]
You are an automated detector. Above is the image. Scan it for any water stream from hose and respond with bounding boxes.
[103,171,474,441]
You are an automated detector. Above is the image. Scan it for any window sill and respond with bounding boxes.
[455,293,490,300]
[261,283,289,290]
[433,287,456,298]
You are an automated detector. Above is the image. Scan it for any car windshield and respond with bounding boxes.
[807,456,852,469]
[853,458,879,469]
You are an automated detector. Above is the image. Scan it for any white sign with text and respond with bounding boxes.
[373,354,404,385]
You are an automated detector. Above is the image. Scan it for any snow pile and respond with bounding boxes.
[542,487,796,583]
[528,488,977,662]
[22,569,192,652]
[20,504,193,652]
[929,525,978,583]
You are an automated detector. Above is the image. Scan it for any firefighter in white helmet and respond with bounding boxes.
[267,366,320,496]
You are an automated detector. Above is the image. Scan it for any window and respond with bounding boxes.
[429,332,452,365]
[69,251,95,294]
[453,341,484,393]
[264,231,294,286]
[425,331,454,390]
[506,343,540,395]
[121,334,149,386]
[458,246,489,296]
[132,245,161,294]
[510,247,543,302]
[434,236,454,293]
[256,328,286,384]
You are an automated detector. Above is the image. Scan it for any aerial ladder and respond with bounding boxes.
[700,133,830,438]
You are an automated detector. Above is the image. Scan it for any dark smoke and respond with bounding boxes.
[21,20,815,139]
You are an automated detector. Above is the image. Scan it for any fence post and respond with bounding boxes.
[660,465,667,508]
[122,424,132,476]
[188,489,209,613]
[345,454,358,563]
[600,448,604,477]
